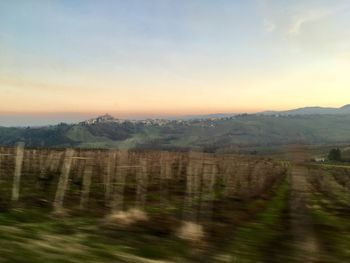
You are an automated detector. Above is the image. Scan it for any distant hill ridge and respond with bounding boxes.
[259,104,350,116]
[1,113,350,152]
[79,104,350,125]
[1,104,350,152]
[187,104,350,119]
[149,104,350,120]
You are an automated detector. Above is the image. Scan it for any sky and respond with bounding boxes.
[1,0,350,125]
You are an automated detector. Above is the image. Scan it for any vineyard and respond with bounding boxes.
[305,164,350,261]
[2,144,350,262]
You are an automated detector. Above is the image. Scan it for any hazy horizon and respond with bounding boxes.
[1,102,349,127]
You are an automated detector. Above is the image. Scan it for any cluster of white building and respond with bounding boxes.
[81,113,231,127]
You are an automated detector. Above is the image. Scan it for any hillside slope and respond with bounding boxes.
[260,104,350,116]
[1,115,350,152]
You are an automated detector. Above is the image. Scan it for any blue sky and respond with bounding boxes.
[1,0,350,125]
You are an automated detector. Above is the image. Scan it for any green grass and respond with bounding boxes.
[0,186,293,263]
[308,192,350,262]
[0,207,192,263]
[306,164,350,262]
[224,179,291,262]
[311,162,350,169]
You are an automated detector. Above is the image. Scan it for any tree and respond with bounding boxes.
[328,148,342,161]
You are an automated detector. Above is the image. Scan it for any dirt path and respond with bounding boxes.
[289,164,321,262]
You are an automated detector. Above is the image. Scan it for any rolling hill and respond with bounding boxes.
[259,104,350,116]
[1,114,350,153]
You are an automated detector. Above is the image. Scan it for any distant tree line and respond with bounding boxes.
[328,148,342,162]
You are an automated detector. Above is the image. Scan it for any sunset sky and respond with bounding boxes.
[1,0,350,125]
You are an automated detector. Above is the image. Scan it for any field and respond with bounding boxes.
[0,145,349,262]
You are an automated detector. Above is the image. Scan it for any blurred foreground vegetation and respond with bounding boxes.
[0,179,290,263]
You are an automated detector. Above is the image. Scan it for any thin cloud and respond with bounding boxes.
[288,9,332,35]
[263,19,276,32]
[287,3,350,36]
[261,0,350,36]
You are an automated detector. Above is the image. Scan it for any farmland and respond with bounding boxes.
[0,145,349,262]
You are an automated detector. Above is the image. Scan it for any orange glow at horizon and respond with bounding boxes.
[1,0,350,118]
